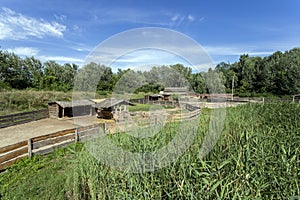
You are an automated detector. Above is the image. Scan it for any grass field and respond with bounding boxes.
[0,103,299,199]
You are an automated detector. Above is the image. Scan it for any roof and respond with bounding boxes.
[90,99,106,103]
[48,100,95,108]
[162,87,188,95]
[148,94,163,97]
[96,98,135,108]
[164,87,188,92]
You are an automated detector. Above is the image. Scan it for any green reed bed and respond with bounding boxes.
[0,103,299,199]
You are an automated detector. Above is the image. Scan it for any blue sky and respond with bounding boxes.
[1,0,300,71]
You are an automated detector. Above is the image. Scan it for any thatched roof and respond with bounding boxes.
[48,100,95,108]
[95,98,135,109]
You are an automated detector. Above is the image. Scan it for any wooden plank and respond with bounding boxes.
[33,134,75,149]
[0,109,47,121]
[12,114,32,119]
[77,124,100,132]
[0,147,28,163]
[0,123,14,128]
[34,140,74,156]
[32,129,75,142]
[0,118,14,123]
[0,141,27,154]
[12,119,33,126]
[78,129,99,138]
[0,155,27,171]
[79,134,101,142]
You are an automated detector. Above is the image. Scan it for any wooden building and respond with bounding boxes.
[160,87,188,101]
[95,98,135,120]
[48,100,95,119]
[145,94,163,101]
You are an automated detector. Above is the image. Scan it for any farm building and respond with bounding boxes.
[145,94,163,101]
[48,100,95,119]
[95,98,135,119]
[160,87,188,101]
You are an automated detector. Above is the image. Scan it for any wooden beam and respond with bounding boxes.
[0,141,27,154]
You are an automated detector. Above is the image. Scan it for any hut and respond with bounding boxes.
[145,94,163,101]
[95,98,135,119]
[48,100,95,119]
[160,87,188,101]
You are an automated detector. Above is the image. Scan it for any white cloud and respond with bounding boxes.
[54,14,66,22]
[171,15,179,22]
[203,45,275,56]
[7,47,40,56]
[188,14,195,22]
[39,55,84,64]
[0,7,66,40]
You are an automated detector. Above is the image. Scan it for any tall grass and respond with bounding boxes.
[66,103,300,199]
[0,90,73,116]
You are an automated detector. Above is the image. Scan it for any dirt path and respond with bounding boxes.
[0,116,98,148]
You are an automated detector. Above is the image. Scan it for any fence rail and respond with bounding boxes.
[130,98,180,107]
[0,124,104,171]
[0,109,48,129]
[0,106,201,171]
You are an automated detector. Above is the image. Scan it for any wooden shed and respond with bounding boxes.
[145,94,163,101]
[48,100,95,119]
[95,98,135,119]
[160,87,188,101]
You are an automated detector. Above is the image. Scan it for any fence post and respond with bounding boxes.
[103,123,107,134]
[263,97,265,104]
[28,139,32,158]
[75,128,79,142]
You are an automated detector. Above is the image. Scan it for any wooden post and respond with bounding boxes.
[293,95,295,103]
[28,139,32,158]
[75,128,79,142]
[263,97,265,104]
[103,123,107,134]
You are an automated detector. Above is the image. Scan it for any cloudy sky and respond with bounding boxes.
[1,0,300,70]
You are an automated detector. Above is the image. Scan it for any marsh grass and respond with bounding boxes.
[0,103,299,199]
[67,103,300,199]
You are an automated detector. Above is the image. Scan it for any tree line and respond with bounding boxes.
[1,47,299,96]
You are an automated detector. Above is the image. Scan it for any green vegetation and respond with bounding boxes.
[0,90,111,116]
[1,103,299,199]
[1,47,300,96]
[0,143,84,200]
[129,103,175,112]
[0,90,72,116]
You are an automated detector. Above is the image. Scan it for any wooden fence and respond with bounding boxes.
[0,107,201,171]
[0,124,105,171]
[0,109,48,129]
[109,108,201,133]
[130,98,180,107]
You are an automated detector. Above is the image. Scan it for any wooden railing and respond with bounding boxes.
[0,107,201,171]
[0,109,48,128]
[0,124,105,171]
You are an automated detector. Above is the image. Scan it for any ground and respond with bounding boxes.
[0,116,98,148]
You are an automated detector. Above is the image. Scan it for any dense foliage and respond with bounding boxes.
[0,103,299,199]
[1,47,300,95]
